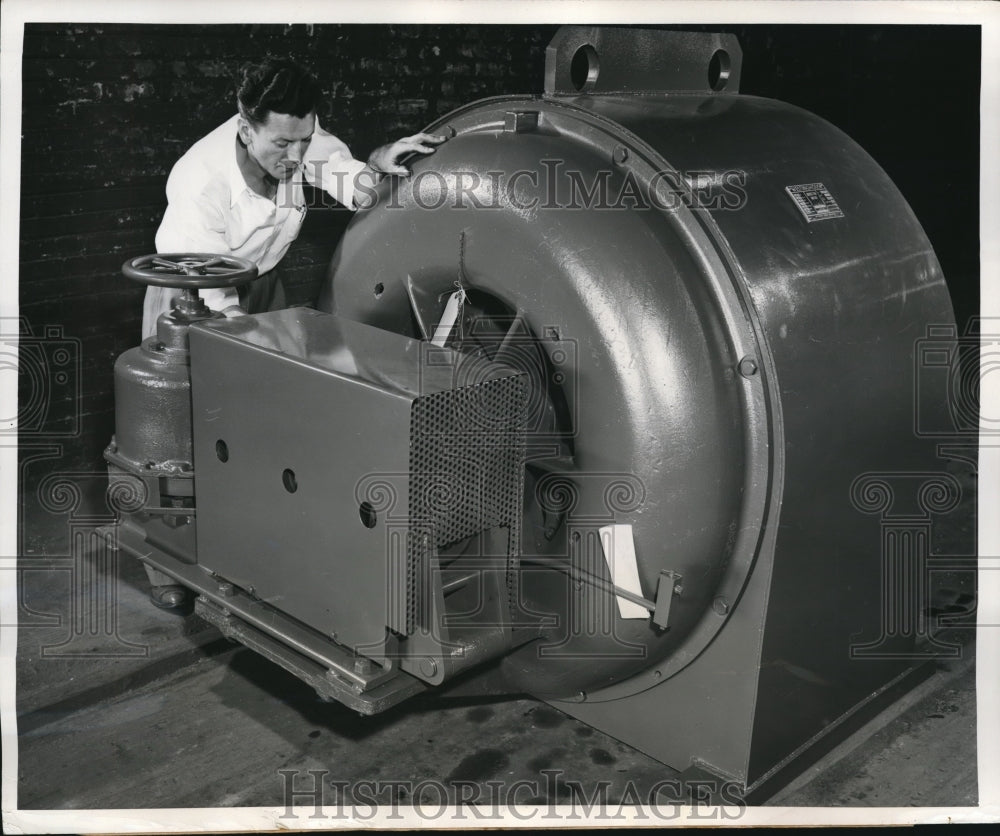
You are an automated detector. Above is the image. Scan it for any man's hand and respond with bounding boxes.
[367,132,447,177]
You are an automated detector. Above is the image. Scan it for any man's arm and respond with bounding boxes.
[303,119,368,210]
[304,119,447,209]
[154,185,244,317]
[366,132,447,177]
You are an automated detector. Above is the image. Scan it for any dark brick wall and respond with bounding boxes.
[17,23,979,510]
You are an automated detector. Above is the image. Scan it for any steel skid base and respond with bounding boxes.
[193,597,427,715]
[114,517,427,715]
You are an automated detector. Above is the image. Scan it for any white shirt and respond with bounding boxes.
[142,114,367,339]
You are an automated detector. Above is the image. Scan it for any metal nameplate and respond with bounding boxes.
[785,182,844,223]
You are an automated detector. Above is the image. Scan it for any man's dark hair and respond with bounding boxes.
[236,57,321,125]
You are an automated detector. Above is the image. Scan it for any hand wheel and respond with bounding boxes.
[122,253,258,289]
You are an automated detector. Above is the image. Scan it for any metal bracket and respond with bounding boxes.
[551,556,683,630]
[610,569,683,630]
[651,569,683,630]
[545,26,742,96]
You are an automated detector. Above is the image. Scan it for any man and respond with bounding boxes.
[142,56,445,339]
[142,57,444,609]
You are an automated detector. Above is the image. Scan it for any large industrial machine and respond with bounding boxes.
[106,27,961,800]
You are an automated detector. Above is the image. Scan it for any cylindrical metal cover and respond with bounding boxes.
[113,339,194,472]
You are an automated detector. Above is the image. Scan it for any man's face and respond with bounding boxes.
[239,110,315,181]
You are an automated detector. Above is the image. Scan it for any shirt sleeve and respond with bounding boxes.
[303,116,369,210]
[155,172,241,313]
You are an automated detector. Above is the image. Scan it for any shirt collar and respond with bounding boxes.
[227,115,250,208]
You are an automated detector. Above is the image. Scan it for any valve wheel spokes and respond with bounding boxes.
[153,256,218,272]
[122,253,259,289]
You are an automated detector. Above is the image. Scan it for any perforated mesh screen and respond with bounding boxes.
[404,373,527,634]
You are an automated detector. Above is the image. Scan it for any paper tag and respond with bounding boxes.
[431,288,466,347]
[599,523,648,619]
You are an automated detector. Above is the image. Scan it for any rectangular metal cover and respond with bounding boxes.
[189,309,525,658]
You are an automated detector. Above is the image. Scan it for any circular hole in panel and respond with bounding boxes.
[359,501,377,528]
[282,468,298,493]
[374,282,384,298]
[570,44,600,92]
[215,440,229,462]
[708,49,731,92]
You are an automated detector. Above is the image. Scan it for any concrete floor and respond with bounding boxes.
[15,622,977,811]
[9,474,982,823]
